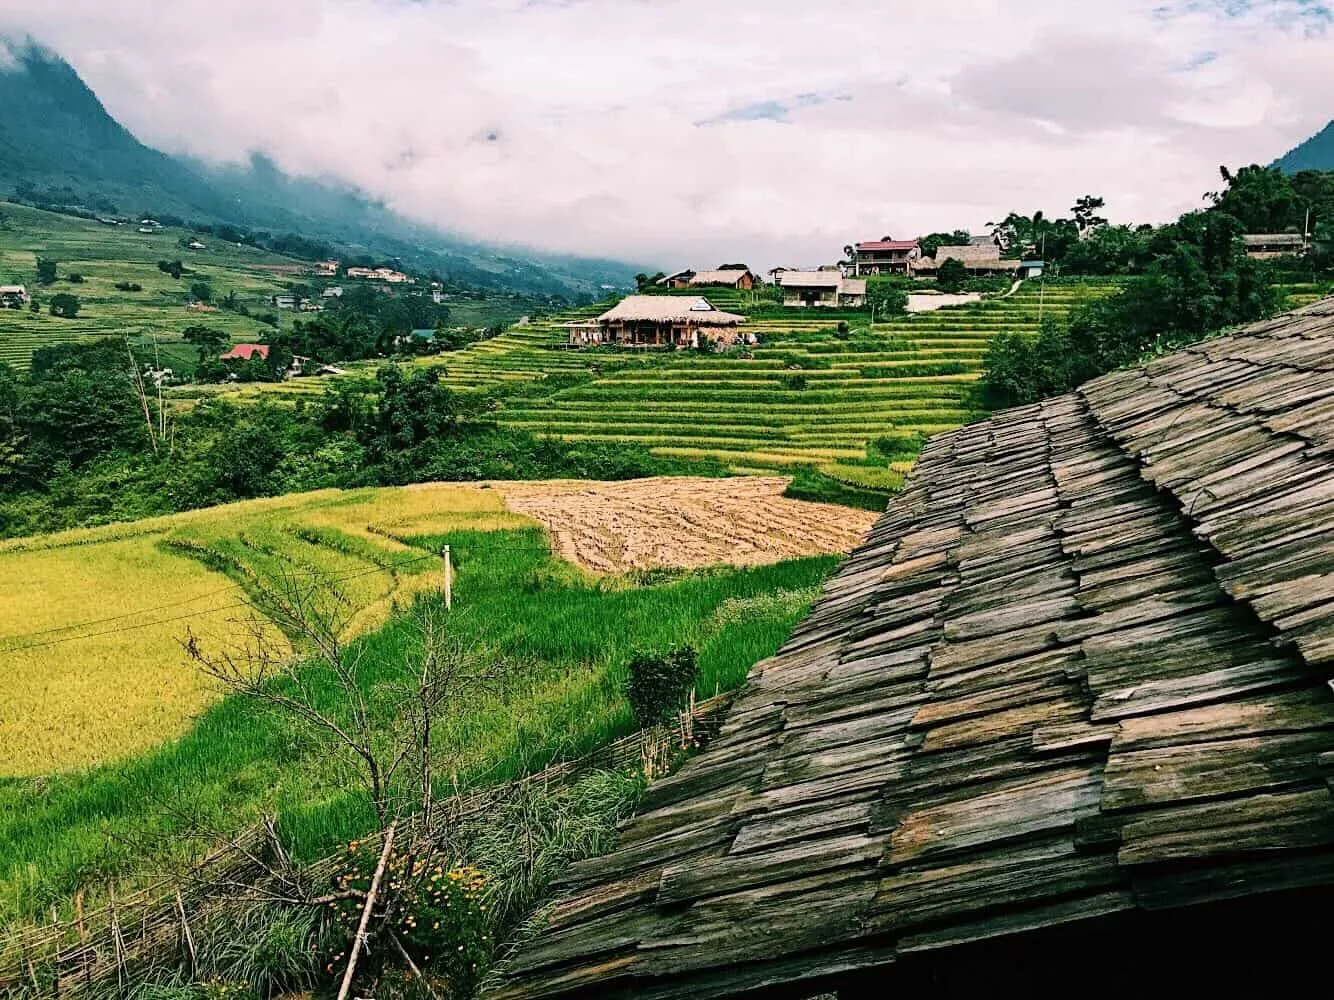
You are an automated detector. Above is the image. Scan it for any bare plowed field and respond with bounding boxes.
[492,476,878,572]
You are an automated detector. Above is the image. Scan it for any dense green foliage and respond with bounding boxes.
[625,646,699,728]
[0,343,727,538]
[978,168,1332,407]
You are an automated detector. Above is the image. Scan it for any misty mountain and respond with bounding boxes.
[0,41,636,296]
[1274,120,1334,174]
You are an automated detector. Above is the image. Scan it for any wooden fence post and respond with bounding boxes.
[442,545,453,610]
[337,823,397,1000]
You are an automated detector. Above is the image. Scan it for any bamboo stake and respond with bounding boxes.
[337,822,397,1000]
[175,891,196,977]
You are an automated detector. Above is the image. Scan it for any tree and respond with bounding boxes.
[1071,195,1108,236]
[1209,165,1297,232]
[48,293,80,318]
[35,257,58,286]
[190,280,214,304]
[182,325,229,358]
[866,278,907,319]
[936,257,968,293]
[158,259,184,279]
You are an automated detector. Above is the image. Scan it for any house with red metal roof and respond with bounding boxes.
[219,343,271,362]
[848,238,921,276]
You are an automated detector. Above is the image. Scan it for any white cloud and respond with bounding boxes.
[0,0,1329,269]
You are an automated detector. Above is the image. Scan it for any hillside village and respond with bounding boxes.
[5,15,1334,1000]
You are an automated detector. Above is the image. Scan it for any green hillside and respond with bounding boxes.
[1275,120,1334,173]
[0,201,302,369]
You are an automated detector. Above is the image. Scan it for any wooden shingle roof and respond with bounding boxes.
[489,297,1334,1000]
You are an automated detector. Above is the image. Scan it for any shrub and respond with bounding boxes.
[625,645,698,728]
[65,272,84,284]
[158,259,184,279]
[114,281,143,292]
[780,373,809,391]
[35,257,57,285]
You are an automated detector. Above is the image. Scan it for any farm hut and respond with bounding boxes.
[1244,233,1307,259]
[1019,259,1046,278]
[593,295,746,348]
[849,239,920,276]
[271,294,297,310]
[778,270,867,308]
[658,270,697,289]
[0,285,30,307]
[687,269,759,290]
[219,344,270,362]
[489,297,1334,1000]
[565,319,604,346]
[186,239,207,251]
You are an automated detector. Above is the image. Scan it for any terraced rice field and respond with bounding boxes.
[483,283,1120,487]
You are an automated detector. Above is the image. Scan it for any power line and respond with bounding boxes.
[0,552,441,654]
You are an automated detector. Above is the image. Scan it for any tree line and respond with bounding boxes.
[978,165,1334,408]
[0,340,721,538]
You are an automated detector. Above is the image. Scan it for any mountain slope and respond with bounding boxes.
[0,40,636,295]
[1274,120,1334,173]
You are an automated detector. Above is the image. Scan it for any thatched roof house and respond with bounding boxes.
[917,241,1019,275]
[491,297,1334,999]
[586,295,747,348]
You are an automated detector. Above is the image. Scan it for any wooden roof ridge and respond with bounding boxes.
[485,297,1334,1000]
[1080,295,1334,674]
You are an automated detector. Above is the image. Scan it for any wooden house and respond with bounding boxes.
[688,269,758,290]
[849,239,920,276]
[778,270,867,308]
[490,296,1334,1000]
[1244,233,1307,259]
[659,269,758,291]
[658,270,697,289]
[584,295,747,348]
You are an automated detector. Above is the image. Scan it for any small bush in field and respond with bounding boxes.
[625,645,698,728]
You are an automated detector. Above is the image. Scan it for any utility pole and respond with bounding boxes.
[442,545,452,610]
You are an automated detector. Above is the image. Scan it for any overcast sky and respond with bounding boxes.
[1,0,1331,269]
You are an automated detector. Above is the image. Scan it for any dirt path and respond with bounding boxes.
[490,477,878,573]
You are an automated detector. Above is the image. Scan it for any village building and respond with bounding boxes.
[658,268,758,290]
[848,239,920,276]
[0,285,31,308]
[658,269,696,289]
[778,270,867,308]
[219,344,270,363]
[314,259,340,277]
[915,240,1021,276]
[493,296,1334,1000]
[572,295,747,348]
[321,286,344,299]
[345,266,412,283]
[186,239,206,251]
[1244,233,1307,259]
[271,294,297,310]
